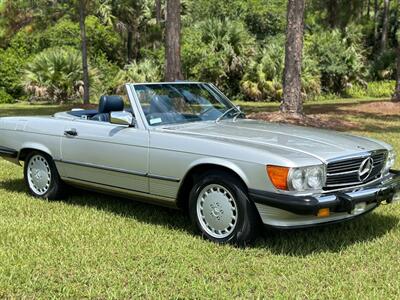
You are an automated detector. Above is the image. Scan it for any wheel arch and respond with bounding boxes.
[176,158,250,210]
[18,143,54,163]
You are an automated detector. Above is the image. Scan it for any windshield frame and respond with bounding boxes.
[129,82,239,128]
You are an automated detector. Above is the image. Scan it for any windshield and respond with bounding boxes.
[133,83,240,126]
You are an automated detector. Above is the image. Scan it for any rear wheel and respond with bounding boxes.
[24,151,65,199]
[189,171,259,245]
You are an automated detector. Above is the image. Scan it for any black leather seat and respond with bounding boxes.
[91,95,124,122]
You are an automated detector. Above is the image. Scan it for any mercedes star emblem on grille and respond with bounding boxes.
[358,157,374,182]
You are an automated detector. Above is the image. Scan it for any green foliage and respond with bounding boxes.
[91,52,121,95]
[307,30,366,94]
[0,88,14,103]
[7,16,123,63]
[240,39,284,101]
[0,48,25,98]
[182,19,255,97]
[371,50,396,80]
[41,16,123,63]
[244,0,286,39]
[23,47,94,102]
[113,59,162,93]
[345,81,395,98]
[0,0,398,104]
[240,36,321,101]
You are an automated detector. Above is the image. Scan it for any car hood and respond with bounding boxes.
[161,119,388,162]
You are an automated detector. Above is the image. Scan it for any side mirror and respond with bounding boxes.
[110,111,135,127]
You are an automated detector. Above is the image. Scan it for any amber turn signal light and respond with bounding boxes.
[317,208,330,217]
[267,165,289,190]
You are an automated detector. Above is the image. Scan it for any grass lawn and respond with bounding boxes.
[0,100,400,298]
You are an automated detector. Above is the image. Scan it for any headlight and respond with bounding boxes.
[267,165,326,191]
[288,165,326,191]
[383,150,396,173]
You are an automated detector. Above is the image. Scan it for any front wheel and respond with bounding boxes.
[189,171,259,245]
[24,151,65,199]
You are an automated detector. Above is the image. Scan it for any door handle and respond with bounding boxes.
[64,129,78,137]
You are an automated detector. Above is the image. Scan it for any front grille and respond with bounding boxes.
[324,150,387,190]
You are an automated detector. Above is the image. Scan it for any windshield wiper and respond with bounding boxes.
[215,107,239,123]
[232,109,245,122]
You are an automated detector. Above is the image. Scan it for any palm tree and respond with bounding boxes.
[23,48,83,102]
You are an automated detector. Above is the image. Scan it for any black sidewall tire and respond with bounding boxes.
[189,172,259,246]
[24,151,64,200]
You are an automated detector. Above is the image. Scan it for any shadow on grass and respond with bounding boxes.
[1,178,398,256]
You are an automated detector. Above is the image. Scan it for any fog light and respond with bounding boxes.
[352,202,367,215]
[392,192,400,204]
[317,208,330,217]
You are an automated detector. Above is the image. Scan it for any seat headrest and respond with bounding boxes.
[98,95,124,114]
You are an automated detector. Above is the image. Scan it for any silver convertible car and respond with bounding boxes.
[0,82,399,244]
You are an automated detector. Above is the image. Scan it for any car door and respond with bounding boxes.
[59,119,149,194]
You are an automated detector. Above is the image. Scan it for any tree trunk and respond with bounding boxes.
[374,0,379,43]
[155,0,162,25]
[165,0,183,81]
[393,44,400,101]
[381,0,390,53]
[133,24,141,61]
[367,0,371,18]
[327,0,339,28]
[78,0,90,104]
[281,0,305,115]
[393,0,400,101]
[127,30,133,63]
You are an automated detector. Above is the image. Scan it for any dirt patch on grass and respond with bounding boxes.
[248,112,358,131]
[341,101,400,115]
[248,111,357,130]
[249,101,400,130]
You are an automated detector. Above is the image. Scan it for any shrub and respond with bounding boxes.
[240,36,321,101]
[345,81,395,98]
[0,48,25,98]
[0,89,14,104]
[9,16,123,64]
[307,30,366,94]
[370,50,396,80]
[23,47,97,102]
[182,19,255,97]
[91,53,121,95]
[113,59,162,93]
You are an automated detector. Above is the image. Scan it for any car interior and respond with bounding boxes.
[65,93,220,126]
[67,95,133,122]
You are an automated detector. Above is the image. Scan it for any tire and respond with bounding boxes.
[189,170,259,246]
[23,151,65,200]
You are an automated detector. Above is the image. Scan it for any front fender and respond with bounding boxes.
[186,157,250,186]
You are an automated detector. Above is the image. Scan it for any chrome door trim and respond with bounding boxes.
[147,174,180,182]
[55,159,180,182]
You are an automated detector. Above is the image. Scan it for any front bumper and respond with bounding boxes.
[249,170,400,228]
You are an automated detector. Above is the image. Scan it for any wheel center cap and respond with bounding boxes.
[210,202,224,219]
[34,170,42,180]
